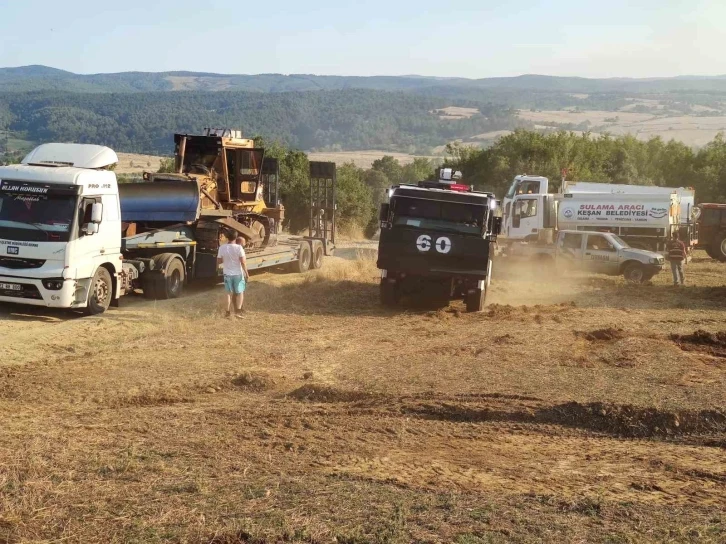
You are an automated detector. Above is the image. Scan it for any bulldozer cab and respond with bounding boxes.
[173,131,265,207]
[224,146,264,202]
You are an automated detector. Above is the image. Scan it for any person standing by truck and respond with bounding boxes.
[667,232,687,286]
[217,231,250,317]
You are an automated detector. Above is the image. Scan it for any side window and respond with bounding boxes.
[586,235,614,251]
[77,197,101,235]
[562,233,583,249]
[515,199,536,217]
[520,199,538,218]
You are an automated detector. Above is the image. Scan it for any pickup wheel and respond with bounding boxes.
[711,236,726,262]
[465,288,486,312]
[623,262,646,283]
[380,279,400,307]
[85,267,113,315]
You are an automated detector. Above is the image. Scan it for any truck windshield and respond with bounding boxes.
[0,194,77,242]
[392,197,485,235]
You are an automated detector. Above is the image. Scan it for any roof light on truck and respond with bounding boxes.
[449,184,470,192]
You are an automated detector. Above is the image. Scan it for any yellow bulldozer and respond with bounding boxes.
[144,128,283,247]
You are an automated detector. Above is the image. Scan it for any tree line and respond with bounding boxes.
[0,89,514,155]
[443,130,726,204]
[266,130,726,237]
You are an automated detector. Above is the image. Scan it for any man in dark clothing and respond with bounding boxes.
[667,232,687,286]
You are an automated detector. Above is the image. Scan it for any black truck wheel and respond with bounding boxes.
[85,267,113,315]
[160,258,185,299]
[465,287,486,313]
[143,254,185,300]
[711,236,726,262]
[311,243,324,269]
[623,262,646,283]
[380,279,399,307]
[291,243,311,273]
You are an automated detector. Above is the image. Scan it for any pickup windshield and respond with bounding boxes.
[0,194,77,242]
[392,196,485,235]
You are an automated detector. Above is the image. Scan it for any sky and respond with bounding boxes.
[1,0,725,78]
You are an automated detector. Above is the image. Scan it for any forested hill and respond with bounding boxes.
[0,89,515,154]
[3,65,726,95]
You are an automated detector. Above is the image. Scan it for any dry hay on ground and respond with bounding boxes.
[307,150,441,169]
[516,108,726,147]
[431,106,480,119]
[115,152,164,175]
[0,249,724,542]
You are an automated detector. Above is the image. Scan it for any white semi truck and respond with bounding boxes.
[0,143,336,315]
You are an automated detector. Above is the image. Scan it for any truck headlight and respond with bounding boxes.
[649,258,658,264]
[42,279,64,290]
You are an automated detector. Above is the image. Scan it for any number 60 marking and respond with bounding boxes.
[416,234,452,254]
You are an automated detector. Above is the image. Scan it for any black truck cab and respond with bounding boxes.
[377,174,501,312]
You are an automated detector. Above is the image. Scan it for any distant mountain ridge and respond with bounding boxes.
[4,65,726,94]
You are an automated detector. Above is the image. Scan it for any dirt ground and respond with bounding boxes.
[0,248,724,543]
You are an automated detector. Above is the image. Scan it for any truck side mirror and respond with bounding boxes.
[86,223,99,235]
[91,202,103,223]
[379,203,390,222]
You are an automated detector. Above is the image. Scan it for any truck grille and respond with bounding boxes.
[0,257,46,270]
[0,284,42,299]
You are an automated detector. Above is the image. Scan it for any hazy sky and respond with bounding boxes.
[1,0,724,78]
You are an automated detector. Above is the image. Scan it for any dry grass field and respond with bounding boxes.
[516,110,726,147]
[0,248,724,543]
[307,151,441,170]
[115,153,164,175]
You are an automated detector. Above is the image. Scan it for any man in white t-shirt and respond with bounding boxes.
[216,231,249,318]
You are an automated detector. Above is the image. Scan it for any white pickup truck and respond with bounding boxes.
[509,229,665,282]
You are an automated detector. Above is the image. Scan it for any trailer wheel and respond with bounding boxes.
[85,267,113,315]
[380,279,399,307]
[465,288,486,313]
[311,243,324,269]
[291,243,311,273]
[711,236,726,262]
[623,262,646,283]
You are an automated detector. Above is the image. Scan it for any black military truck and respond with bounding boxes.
[377,170,501,312]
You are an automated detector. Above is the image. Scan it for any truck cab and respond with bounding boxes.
[377,169,501,312]
[0,143,122,313]
[502,174,550,237]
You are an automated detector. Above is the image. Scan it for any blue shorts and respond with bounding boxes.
[223,274,246,294]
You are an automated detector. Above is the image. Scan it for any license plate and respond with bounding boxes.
[0,282,22,291]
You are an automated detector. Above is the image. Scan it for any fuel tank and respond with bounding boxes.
[119,181,201,223]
